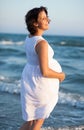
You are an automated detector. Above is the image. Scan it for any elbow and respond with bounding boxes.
[41,70,48,77]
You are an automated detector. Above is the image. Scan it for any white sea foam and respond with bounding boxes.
[0,82,20,94]
[0,40,13,45]
[60,41,66,45]
[0,40,24,45]
[59,91,84,103]
[16,41,24,45]
[59,91,84,109]
[0,75,6,80]
[41,126,84,130]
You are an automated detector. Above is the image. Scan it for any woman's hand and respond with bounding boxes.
[59,72,65,82]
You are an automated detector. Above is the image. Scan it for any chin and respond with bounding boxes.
[44,28,48,31]
[45,26,49,30]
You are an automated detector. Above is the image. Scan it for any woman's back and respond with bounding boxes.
[25,36,44,65]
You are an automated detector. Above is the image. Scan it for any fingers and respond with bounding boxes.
[59,72,65,82]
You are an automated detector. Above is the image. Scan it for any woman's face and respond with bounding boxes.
[37,11,50,31]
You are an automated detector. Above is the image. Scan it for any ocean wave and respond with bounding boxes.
[0,38,84,47]
[0,81,20,94]
[0,76,84,109]
[0,76,20,94]
[41,126,84,130]
[0,33,84,47]
[59,92,84,109]
[0,40,24,45]
[49,41,84,47]
[59,41,84,47]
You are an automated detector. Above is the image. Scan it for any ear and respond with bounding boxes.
[34,22,38,27]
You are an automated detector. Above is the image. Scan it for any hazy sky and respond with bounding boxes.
[0,0,84,36]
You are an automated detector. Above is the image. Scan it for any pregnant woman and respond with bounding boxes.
[20,6,65,130]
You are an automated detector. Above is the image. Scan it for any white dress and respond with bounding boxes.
[21,36,62,121]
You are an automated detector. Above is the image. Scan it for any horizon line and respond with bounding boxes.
[0,32,84,37]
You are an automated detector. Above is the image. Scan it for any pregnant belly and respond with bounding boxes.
[49,59,62,73]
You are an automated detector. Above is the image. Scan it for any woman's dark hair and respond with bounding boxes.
[25,6,48,35]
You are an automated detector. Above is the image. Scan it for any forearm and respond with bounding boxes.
[42,68,65,82]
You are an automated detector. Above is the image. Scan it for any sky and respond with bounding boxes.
[0,0,84,36]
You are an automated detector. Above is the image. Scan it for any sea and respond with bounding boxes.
[0,33,84,130]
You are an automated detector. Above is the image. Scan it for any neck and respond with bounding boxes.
[29,30,44,37]
[35,30,44,36]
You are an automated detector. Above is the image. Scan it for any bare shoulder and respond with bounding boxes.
[37,40,48,47]
[35,40,48,54]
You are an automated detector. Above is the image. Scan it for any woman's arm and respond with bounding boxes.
[35,40,65,82]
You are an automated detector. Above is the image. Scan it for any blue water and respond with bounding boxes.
[0,33,84,129]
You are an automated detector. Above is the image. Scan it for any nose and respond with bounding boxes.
[48,18,51,24]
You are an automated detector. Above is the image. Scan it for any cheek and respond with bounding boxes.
[38,21,43,26]
[38,22,48,28]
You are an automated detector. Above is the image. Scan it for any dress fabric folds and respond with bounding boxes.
[21,36,62,121]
